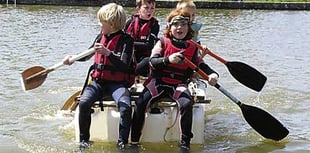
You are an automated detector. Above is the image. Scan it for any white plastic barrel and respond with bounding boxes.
[74,103,205,144]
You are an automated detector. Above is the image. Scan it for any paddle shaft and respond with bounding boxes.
[188,40,227,64]
[184,58,289,141]
[187,39,267,92]
[183,58,240,105]
[25,48,95,81]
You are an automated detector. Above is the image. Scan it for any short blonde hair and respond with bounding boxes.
[97,3,127,30]
[176,0,196,10]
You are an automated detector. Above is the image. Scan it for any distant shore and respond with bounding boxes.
[1,0,310,10]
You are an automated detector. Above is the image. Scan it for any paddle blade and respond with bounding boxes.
[240,104,289,141]
[61,90,81,111]
[21,66,47,91]
[226,61,267,92]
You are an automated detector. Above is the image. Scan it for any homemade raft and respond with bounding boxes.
[72,79,211,144]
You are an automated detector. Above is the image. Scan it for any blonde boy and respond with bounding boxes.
[63,3,135,150]
[176,0,202,42]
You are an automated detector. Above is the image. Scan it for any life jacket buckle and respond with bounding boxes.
[95,64,105,70]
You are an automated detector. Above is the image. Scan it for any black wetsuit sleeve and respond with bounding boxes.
[77,33,102,61]
[124,19,132,32]
[149,54,170,70]
[134,20,160,49]
[146,22,160,48]
[198,62,219,76]
[108,36,134,72]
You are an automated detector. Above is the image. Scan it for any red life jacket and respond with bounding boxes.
[155,37,197,85]
[126,14,156,41]
[126,14,157,57]
[91,34,136,87]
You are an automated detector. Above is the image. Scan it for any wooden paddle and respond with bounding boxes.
[183,57,289,141]
[21,48,95,91]
[187,40,267,92]
[61,90,81,111]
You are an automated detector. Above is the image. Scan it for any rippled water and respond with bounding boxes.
[0,4,309,153]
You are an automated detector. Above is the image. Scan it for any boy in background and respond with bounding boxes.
[176,0,202,43]
[125,0,159,77]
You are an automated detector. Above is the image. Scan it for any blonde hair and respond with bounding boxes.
[97,3,127,30]
[176,0,196,10]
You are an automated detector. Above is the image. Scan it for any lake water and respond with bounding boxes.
[0,4,309,153]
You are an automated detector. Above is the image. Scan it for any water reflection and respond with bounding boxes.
[236,141,286,153]
[0,5,309,153]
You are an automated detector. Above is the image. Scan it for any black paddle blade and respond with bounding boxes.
[240,104,289,141]
[226,61,267,92]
